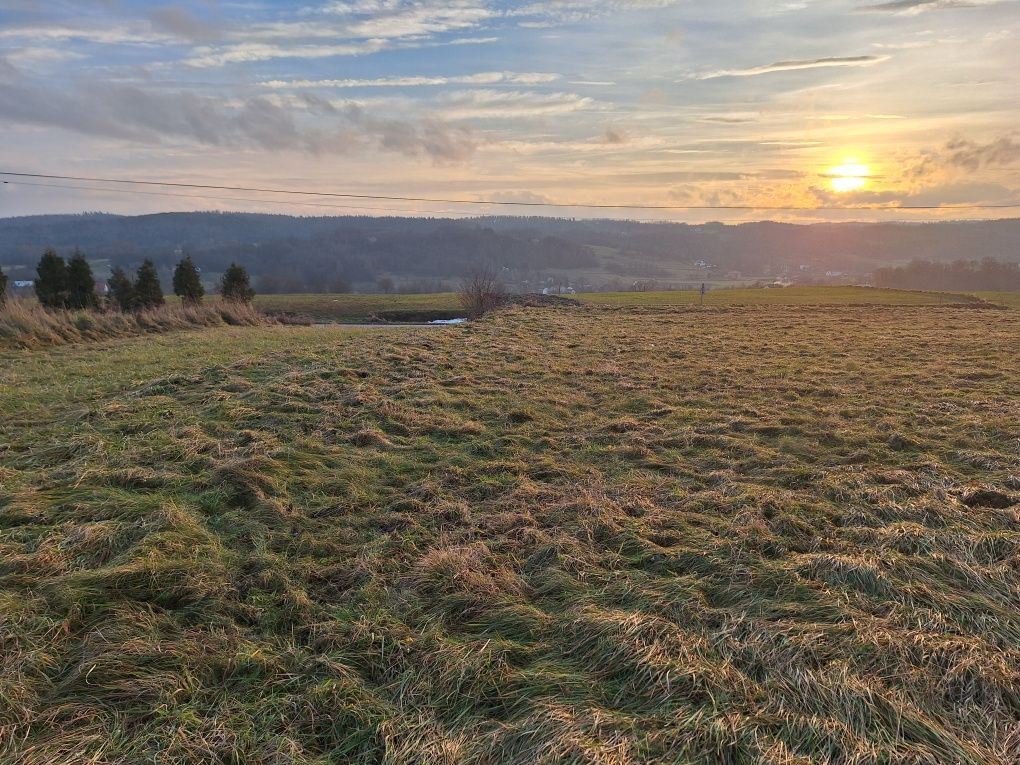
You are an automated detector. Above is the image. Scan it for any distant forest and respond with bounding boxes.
[1,213,1019,292]
[873,258,1020,292]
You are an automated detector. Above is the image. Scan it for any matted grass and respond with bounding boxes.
[577,285,984,306]
[2,304,1019,764]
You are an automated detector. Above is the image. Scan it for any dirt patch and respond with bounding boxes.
[962,489,1017,509]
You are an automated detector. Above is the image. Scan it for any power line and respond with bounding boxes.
[3,170,1019,212]
[0,179,800,225]
[5,179,755,224]
[4,179,481,218]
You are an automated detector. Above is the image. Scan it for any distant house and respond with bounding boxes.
[542,286,576,295]
[13,280,34,290]
[95,280,110,295]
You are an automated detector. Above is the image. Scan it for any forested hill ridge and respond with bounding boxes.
[2,212,1019,292]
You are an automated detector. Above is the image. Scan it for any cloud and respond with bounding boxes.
[147,5,220,42]
[183,41,387,67]
[487,190,555,204]
[0,24,172,45]
[1,47,87,67]
[0,75,477,162]
[601,127,628,144]
[814,113,904,120]
[184,34,497,67]
[697,112,760,123]
[908,135,1020,179]
[697,55,890,79]
[614,169,804,183]
[508,0,680,25]
[810,180,1019,207]
[341,103,478,161]
[331,4,495,39]
[260,72,561,89]
[274,1,495,40]
[943,135,1020,171]
[0,55,19,82]
[859,0,1002,14]
[439,89,596,120]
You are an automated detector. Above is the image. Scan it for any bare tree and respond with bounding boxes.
[459,265,506,319]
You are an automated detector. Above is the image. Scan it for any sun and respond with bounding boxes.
[829,161,870,193]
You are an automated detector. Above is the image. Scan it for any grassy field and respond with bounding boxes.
[2,304,1019,764]
[579,285,985,307]
[253,286,991,323]
[255,292,462,322]
[974,292,1020,309]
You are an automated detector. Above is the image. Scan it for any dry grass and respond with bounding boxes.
[0,299,269,350]
[1,304,1019,764]
[579,285,987,307]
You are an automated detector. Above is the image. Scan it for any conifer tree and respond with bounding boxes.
[134,259,165,309]
[172,256,205,305]
[35,249,68,309]
[108,266,136,311]
[0,269,8,307]
[66,250,99,309]
[219,263,255,303]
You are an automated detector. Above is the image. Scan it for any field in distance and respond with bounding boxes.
[2,302,1018,763]
[254,291,463,322]
[974,291,1020,309]
[255,285,990,322]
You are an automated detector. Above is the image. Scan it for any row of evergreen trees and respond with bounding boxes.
[30,250,254,311]
[105,260,170,311]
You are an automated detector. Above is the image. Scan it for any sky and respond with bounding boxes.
[0,0,1018,222]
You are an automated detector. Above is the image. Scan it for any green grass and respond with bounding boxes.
[252,286,986,323]
[2,304,1019,764]
[973,291,1020,309]
[254,292,462,321]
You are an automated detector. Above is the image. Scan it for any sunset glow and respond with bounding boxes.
[829,163,871,193]
[0,2,1017,221]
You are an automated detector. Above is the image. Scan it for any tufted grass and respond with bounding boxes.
[0,299,270,350]
[1,303,1018,764]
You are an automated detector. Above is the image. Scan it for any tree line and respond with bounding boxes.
[6,214,1020,290]
[26,250,255,311]
[872,258,1020,292]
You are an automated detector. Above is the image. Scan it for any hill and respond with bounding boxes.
[2,213,1019,293]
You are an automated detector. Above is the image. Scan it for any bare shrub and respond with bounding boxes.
[458,265,506,319]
